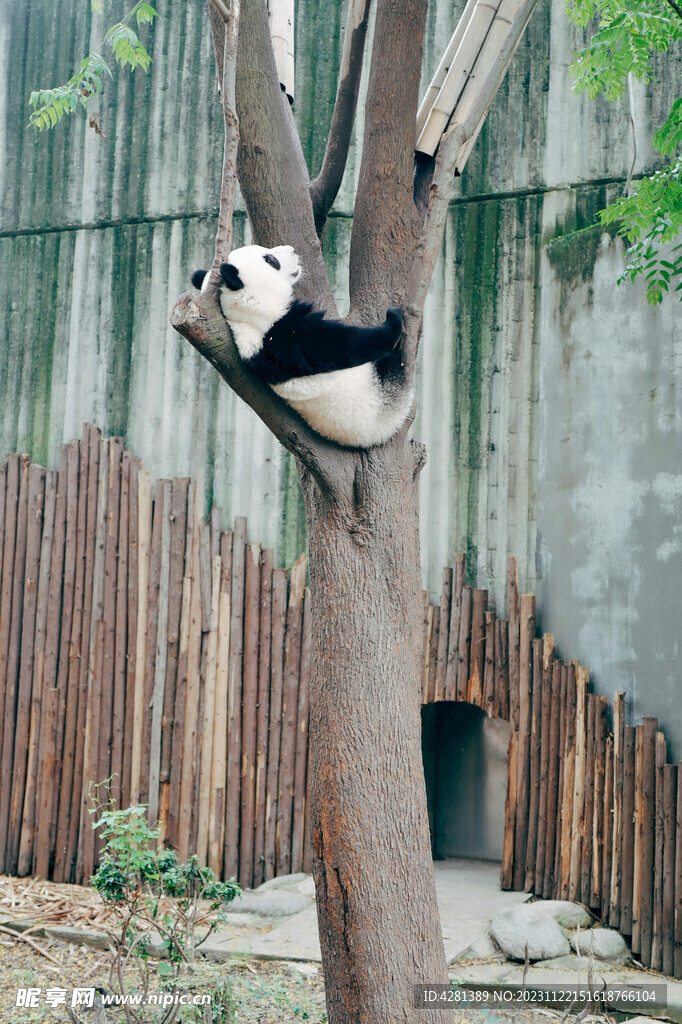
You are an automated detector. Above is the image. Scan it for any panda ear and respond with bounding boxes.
[191,270,207,290]
[220,262,244,291]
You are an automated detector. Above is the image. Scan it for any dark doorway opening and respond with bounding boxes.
[422,702,510,861]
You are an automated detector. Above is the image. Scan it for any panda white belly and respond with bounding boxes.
[272,363,412,448]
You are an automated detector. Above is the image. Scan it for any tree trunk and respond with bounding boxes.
[301,436,451,1024]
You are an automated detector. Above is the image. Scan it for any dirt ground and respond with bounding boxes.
[0,939,625,1024]
[0,876,621,1023]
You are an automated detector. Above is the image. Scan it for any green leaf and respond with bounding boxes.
[157,961,173,977]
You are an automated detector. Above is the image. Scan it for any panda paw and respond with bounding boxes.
[385,307,405,347]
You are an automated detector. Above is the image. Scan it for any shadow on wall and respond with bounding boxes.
[422,703,510,862]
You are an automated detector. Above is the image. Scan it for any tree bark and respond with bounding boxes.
[300,437,451,1024]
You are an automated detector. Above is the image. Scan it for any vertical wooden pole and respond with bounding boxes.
[467,589,487,706]
[569,666,588,901]
[507,558,520,733]
[253,548,273,885]
[434,568,452,703]
[129,468,152,806]
[111,450,130,800]
[542,660,561,899]
[500,731,518,890]
[159,478,189,800]
[276,554,305,877]
[674,762,682,978]
[178,501,204,860]
[421,599,434,703]
[263,568,287,882]
[609,692,625,928]
[559,664,576,897]
[662,762,677,977]
[524,638,542,891]
[482,611,495,716]
[580,693,596,904]
[239,541,262,886]
[224,515,247,879]
[620,725,636,937]
[493,619,509,720]
[148,480,172,825]
[0,456,30,872]
[166,479,193,847]
[601,734,613,920]
[535,639,553,893]
[18,469,54,875]
[121,458,139,809]
[140,479,165,809]
[455,586,472,703]
[291,587,312,873]
[444,554,465,701]
[197,554,222,863]
[639,717,658,966]
[590,695,607,909]
[427,606,440,705]
[651,731,667,971]
[8,463,45,875]
[208,532,232,876]
[54,433,89,881]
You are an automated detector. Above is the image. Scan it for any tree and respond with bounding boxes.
[565,0,682,303]
[30,1,537,1020]
[169,2,538,1021]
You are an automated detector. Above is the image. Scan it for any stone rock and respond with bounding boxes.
[293,875,316,897]
[255,872,308,893]
[532,900,593,930]
[456,934,504,962]
[570,927,630,963]
[232,889,311,918]
[490,905,570,962]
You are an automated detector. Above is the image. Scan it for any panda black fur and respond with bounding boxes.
[191,244,413,448]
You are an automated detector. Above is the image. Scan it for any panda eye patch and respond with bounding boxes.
[263,254,281,270]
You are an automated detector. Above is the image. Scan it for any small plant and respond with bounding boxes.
[90,789,240,1023]
[29,0,157,132]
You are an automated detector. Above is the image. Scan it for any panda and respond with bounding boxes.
[191,244,413,448]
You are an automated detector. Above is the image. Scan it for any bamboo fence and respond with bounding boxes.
[0,426,680,975]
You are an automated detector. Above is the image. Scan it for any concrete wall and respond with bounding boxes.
[1,2,681,751]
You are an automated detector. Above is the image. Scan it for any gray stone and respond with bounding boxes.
[292,875,316,897]
[570,927,630,963]
[233,889,311,918]
[532,954,592,971]
[456,934,504,962]
[255,872,308,892]
[490,905,570,962]
[531,899,593,929]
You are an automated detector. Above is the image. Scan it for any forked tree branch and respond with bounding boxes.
[309,0,371,235]
[348,0,428,322]
[171,0,348,493]
[171,294,350,495]
[235,0,335,311]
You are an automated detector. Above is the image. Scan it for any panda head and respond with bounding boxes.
[192,245,302,339]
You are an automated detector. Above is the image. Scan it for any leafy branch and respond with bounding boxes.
[29,1,157,131]
[565,0,682,301]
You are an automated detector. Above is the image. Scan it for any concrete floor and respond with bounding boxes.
[203,859,529,964]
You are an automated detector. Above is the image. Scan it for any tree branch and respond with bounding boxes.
[170,293,350,495]
[309,0,371,235]
[235,0,335,312]
[206,0,240,294]
[348,0,428,320]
